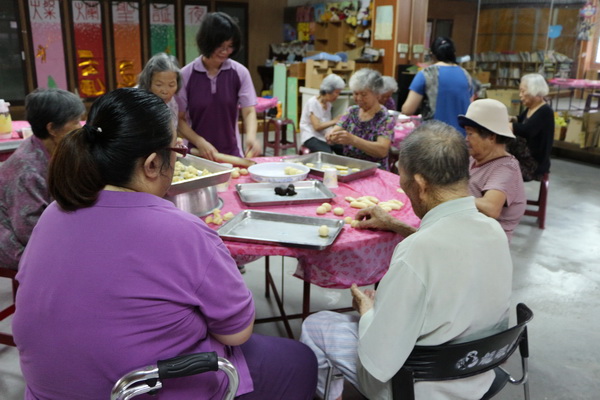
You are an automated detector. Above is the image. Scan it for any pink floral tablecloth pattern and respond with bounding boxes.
[205,157,421,289]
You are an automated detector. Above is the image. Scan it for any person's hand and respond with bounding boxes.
[244,138,262,158]
[327,130,355,146]
[351,284,374,316]
[190,139,218,161]
[355,205,396,231]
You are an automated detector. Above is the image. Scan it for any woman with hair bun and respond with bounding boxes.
[402,36,472,135]
[13,88,317,400]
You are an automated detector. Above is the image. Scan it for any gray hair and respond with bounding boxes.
[349,68,385,95]
[520,73,549,97]
[382,76,398,93]
[138,53,182,92]
[320,74,346,95]
[398,121,469,186]
[25,88,85,140]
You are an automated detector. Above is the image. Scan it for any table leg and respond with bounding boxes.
[265,256,270,298]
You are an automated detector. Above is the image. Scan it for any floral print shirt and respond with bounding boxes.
[0,136,50,270]
[337,105,395,170]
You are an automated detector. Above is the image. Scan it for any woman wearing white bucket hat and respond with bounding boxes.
[458,99,526,241]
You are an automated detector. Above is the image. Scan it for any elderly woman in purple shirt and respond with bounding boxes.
[177,12,261,160]
[0,88,84,270]
[13,88,317,400]
[326,68,395,170]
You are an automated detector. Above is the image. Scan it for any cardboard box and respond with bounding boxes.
[485,89,521,116]
[473,71,490,84]
[564,116,583,146]
[305,59,355,89]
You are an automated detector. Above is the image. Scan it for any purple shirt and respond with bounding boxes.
[468,155,526,240]
[337,105,395,170]
[177,57,257,157]
[0,136,50,270]
[13,191,255,399]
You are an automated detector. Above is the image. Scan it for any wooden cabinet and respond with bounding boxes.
[314,21,372,54]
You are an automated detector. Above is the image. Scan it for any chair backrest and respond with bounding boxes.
[392,303,533,398]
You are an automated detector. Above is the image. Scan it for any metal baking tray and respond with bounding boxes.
[235,181,336,206]
[217,210,344,250]
[284,152,380,182]
[167,155,232,196]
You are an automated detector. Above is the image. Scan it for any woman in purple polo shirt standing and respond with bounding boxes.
[13,88,317,400]
[177,12,261,160]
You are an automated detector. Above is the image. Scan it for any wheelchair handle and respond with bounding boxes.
[157,352,219,379]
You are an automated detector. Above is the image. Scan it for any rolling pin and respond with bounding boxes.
[213,152,256,168]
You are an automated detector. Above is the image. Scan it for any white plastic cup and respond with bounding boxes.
[21,127,33,138]
[217,163,233,192]
[323,168,338,189]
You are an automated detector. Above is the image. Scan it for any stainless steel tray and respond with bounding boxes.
[167,155,232,196]
[284,152,379,182]
[217,210,344,250]
[235,181,336,206]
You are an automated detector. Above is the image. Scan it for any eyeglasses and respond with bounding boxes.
[168,144,188,158]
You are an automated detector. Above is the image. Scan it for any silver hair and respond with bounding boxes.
[520,73,549,97]
[349,68,385,95]
[398,121,469,186]
[137,53,182,92]
[319,74,346,95]
[381,76,398,93]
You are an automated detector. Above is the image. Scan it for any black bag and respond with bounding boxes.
[507,137,538,182]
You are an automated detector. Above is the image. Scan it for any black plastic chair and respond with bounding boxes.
[110,352,238,400]
[392,303,533,400]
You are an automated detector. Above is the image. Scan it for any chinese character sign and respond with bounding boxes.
[28,0,67,89]
[72,1,106,98]
[184,5,207,64]
[112,2,142,88]
[150,4,176,57]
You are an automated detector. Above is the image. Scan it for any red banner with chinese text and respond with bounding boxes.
[72,1,106,98]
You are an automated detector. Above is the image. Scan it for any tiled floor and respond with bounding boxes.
[2,119,600,399]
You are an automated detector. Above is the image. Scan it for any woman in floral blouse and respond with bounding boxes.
[326,68,395,170]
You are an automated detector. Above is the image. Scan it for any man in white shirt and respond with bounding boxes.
[300,120,513,400]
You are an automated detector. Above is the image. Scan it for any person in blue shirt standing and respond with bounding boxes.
[401,36,472,135]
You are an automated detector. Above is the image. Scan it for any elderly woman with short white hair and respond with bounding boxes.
[511,73,554,181]
[326,68,395,170]
[379,75,398,110]
[299,73,346,153]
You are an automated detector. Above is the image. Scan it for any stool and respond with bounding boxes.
[263,118,298,156]
[0,267,18,347]
[524,173,549,229]
[299,146,311,155]
[583,93,600,112]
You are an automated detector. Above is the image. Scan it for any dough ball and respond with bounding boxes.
[223,212,235,221]
[231,170,240,178]
[316,206,328,215]
[205,215,213,224]
[212,217,223,225]
[321,202,332,212]
[350,220,360,228]
[318,225,330,237]
[344,216,353,224]
[240,168,249,175]
[345,196,356,203]
[350,201,368,209]
[351,168,360,172]
[333,207,344,216]
[306,163,315,167]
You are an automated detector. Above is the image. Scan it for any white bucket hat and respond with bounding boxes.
[458,99,515,138]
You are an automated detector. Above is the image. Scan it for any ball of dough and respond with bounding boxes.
[321,202,332,212]
[350,201,368,209]
[231,170,240,178]
[318,225,330,237]
[333,207,344,216]
[350,220,360,228]
[344,216,353,224]
[205,215,213,224]
[223,212,235,221]
[316,206,328,215]
[240,168,249,175]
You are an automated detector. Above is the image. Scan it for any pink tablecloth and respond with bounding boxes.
[206,157,421,289]
[548,78,600,90]
[393,119,417,149]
